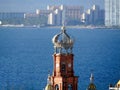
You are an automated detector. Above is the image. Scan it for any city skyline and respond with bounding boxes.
[0,0,104,12]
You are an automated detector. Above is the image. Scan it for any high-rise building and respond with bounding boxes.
[45,26,78,90]
[105,0,120,27]
[92,5,100,25]
[84,9,93,25]
[47,5,63,26]
[82,5,104,26]
[47,5,84,26]
[48,13,55,25]
[99,9,105,25]
[0,12,24,20]
[0,12,24,24]
[54,9,62,25]
[64,5,84,24]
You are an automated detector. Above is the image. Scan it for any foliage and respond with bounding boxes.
[1,18,24,25]
[24,15,48,26]
[66,17,83,25]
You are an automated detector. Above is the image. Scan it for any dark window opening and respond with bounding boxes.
[68,84,72,90]
[55,84,59,90]
[61,64,66,72]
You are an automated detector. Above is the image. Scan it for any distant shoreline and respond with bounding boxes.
[0,24,120,29]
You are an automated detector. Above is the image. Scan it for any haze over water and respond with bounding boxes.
[0,0,104,12]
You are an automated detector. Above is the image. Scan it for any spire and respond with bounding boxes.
[87,72,96,90]
[90,73,94,83]
[61,15,66,33]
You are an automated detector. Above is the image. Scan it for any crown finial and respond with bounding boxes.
[52,26,74,54]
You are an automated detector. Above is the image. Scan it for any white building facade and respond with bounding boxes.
[48,13,55,25]
[81,5,104,25]
[47,5,84,26]
[105,0,120,27]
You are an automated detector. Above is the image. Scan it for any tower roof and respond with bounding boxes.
[87,83,96,90]
[116,80,120,87]
[45,74,53,90]
[45,84,53,90]
[52,26,74,54]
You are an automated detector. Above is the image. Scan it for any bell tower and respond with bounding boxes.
[51,26,78,90]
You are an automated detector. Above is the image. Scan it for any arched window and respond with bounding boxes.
[55,84,59,90]
[68,84,72,90]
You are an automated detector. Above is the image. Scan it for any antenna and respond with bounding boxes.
[62,5,66,26]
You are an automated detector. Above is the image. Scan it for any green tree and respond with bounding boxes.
[24,15,48,26]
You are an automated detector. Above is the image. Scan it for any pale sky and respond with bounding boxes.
[0,0,104,12]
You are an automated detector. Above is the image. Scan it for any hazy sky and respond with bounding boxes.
[0,0,104,12]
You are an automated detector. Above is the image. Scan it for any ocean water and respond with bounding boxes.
[0,27,120,90]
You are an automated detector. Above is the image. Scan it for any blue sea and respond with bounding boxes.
[0,27,120,90]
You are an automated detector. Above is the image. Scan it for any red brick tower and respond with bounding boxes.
[50,26,78,90]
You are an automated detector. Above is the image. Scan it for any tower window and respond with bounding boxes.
[68,84,72,90]
[61,64,66,72]
[55,84,59,90]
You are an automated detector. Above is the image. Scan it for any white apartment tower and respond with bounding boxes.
[47,5,84,26]
[105,0,120,27]
[48,13,55,25]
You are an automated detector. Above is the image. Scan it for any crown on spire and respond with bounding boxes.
[52,26,74,54]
